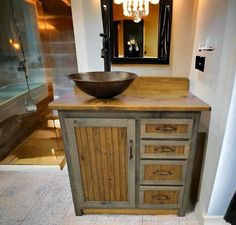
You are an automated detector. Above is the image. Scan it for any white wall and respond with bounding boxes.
[189,0,236,216]
[208,73,236,215]
[71,0,103,72]
[207,0,236,215]
[71,0,198,76]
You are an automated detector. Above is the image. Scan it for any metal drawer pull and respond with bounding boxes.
[129,140,133,160]
[152,194,170,201]
[154,146,176,153]
[153,169,173,176]
[155,126,177,132]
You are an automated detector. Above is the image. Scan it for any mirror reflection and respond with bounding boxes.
[112,2,159,59]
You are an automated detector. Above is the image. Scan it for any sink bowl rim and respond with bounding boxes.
[68,71,137,83]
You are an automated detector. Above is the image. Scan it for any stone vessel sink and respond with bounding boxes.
[68,71,137,99]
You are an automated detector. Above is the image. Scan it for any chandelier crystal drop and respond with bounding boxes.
[114,0,160,23]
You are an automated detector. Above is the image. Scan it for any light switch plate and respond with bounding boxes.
[195,56,205,72]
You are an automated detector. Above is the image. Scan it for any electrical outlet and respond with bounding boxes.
[195,56,205,72]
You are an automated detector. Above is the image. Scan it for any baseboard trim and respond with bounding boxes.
[195,202,230,225]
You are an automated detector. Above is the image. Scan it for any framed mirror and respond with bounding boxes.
[109,0,172,64]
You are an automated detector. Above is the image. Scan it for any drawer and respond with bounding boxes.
[140,140,190,159]
[140,160,187,185]
[139,186,183,208]
[140,119,193,139]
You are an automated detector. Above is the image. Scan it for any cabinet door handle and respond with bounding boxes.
[152,194,170,201]
[129,140,133,160]
[154,146,176,153]
[153,169,173,176]
[155,126,177,132]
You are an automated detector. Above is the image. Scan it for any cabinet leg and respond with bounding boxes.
[75,208,83,216]
[178,209,186,217]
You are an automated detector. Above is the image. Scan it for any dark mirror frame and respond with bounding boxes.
[109,0,172,64]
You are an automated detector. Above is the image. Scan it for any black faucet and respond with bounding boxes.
[100,0,111,72]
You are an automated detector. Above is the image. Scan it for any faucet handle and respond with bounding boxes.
[100,33,108,38]
[101,49,105,58]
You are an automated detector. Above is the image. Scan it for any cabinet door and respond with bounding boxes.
[64,118,135,208]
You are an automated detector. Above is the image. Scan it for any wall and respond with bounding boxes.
[71,0,198,76]
[71,0,102,72]
[208,72,236,215]
[36,1,78,97]
[189,0,236,216]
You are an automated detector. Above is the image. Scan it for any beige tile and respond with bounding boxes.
[143,214,180,222]
[179,221,200,225]
[60,206,97,225]
[0,166,201,225]
[95,214,142,225]
[143,221,180,225]
[96,214,142,221]
[96,221,141,225]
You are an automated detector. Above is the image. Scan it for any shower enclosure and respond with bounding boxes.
[0,0,48,122]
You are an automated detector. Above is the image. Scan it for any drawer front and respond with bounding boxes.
[140,140,190,159]
[140,119,193,139]
[139,186,183,208]
[140,160,187,185]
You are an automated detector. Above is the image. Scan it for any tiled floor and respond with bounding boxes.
[0,166,200,225]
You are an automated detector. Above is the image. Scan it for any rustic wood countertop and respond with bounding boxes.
[49,77,211,112]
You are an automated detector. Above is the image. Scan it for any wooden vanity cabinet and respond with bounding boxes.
[59,111,201,216]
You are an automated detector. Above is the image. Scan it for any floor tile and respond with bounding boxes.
[96,221,141,225]
[0,171,18,194]
[96,214,142,222]
[0,166,202,225]
[0,170,56,225]
[21,171,72,225]
[179,221,200,225]
[143,214,180,222]
[60,206,97,225]
[0,219,24,225]
[178,212,200,225]
[95,214,142,225]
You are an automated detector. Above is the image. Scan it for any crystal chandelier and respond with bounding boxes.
[114,0,160,23]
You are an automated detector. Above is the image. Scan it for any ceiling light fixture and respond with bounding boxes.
[114,0,159,23]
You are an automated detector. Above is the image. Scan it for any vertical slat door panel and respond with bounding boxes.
[65,118,135,208]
